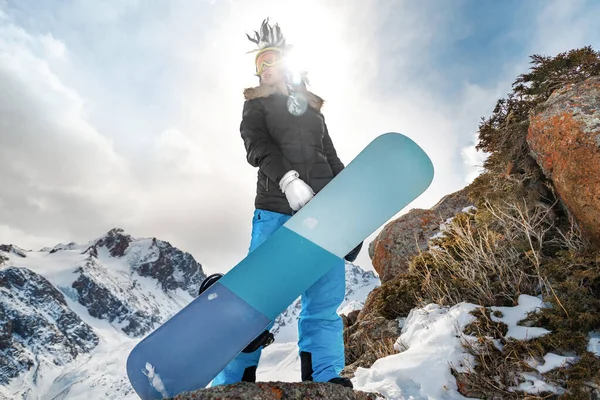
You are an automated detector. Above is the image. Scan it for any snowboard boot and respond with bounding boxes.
[242,366,257,382]
[301,351,353,388]
[328,377,354,388]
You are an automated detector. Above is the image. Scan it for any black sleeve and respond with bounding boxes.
[322,117,345,176]
[240,99,292,184]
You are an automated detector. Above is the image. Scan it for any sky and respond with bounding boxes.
[1,0,600,275]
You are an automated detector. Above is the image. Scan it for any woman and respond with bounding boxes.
[210,19,359,389]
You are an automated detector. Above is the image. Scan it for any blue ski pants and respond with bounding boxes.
[210,208,346,385]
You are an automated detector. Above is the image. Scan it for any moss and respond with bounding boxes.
[513,254,598,336]
[371,274,422,320]
[464,307,509,339]
[544,352,600,399]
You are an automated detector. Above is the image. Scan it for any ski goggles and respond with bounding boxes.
[255,47,284,75]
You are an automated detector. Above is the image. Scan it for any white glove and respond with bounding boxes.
[279,170,314,211]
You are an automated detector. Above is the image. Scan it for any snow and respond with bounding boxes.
[257,343,302,383]
[518,372,563,395]
[526,353,576,374]
[352,303,479,400]
[588,330,600,356]
[429,206,476,243]
[0,234,195,400]
[461,206,477,213]
[3,230,593,400]
[2,326,139,400]
[490,294,550,340]
[338,300,364,316]
[429,216,455,241]
[0,241,379,399]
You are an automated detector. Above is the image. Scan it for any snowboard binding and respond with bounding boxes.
[198,273,275,353]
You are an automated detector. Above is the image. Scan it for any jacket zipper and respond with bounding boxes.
[299,123,309,183]
[265,175,269,191]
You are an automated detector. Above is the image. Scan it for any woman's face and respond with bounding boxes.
[256,49,285,86]
[260,63,285,85]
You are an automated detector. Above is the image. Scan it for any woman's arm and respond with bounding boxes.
[240,100,292,184]
[322,117,344,176]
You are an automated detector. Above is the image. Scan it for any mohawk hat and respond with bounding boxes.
[246,18,291,55]
[246,18,308,86]
[246,18,292,68]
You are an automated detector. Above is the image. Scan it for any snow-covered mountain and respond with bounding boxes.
[0,228,205,399]
[0,229,378,399]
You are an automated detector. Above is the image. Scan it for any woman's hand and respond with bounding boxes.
[279,170,314,211]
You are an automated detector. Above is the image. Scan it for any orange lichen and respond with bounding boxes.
[270,386,283,399]
[372,235,393,278]
[528,110,600,244]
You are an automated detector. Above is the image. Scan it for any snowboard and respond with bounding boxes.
[126,132,434,399]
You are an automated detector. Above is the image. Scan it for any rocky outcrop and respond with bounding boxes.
[88,228,205,298]
[62,228,207,337]
[135,238,204,297]
[342,190,473,376]
[93,227,132,257]
[71,262,161,337]
[342,315,401,378]
[0,244,27,258]
[169,381,382,400]
[0,267,98,384]
[369,188,473,283]
[527,76,600,245]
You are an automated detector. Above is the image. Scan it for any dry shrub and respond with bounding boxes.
[409,200,554,308]
[366,336,398,360]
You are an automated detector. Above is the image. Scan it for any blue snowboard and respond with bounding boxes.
[126,132,434,399]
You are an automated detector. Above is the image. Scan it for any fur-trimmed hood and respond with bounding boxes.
[243,84,325,112]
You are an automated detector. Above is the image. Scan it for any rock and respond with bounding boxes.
[0,267,98,384]
[71,263,161,337]
[369,187,473,283]
[169,381,383,400]
[342,309,361,329]
[340,190,472,376]
[0,244,28,258]
[127,237,204,298]
[347,310,360,327]
[67,228,206,337]
[93,228,132,257]
[87,228,206,298]
[527,76,600,245]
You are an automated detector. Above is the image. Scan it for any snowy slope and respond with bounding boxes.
[0,229,205,400]
[258,295,580,400]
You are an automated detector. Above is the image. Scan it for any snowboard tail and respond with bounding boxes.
[127,282,270,399]
[127,133,435,399]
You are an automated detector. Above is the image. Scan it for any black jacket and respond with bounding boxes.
[240,84,344,215]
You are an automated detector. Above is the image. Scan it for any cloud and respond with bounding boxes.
[1,0,600,274]
[0,18,138,243]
